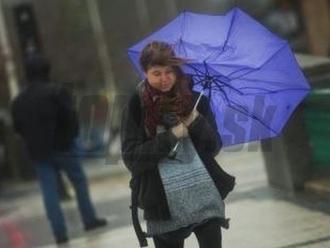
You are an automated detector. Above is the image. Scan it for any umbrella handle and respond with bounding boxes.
[168,90,205,158]
[168,142,179,159]
[193,89,204,111]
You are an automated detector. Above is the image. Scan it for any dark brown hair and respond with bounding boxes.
[139,41,186,72]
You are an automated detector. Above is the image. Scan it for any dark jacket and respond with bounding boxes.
[11,82,79,161]
[121,91,235,246]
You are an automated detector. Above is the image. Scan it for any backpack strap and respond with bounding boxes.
[128,92,148,247]
[130,176,148,247]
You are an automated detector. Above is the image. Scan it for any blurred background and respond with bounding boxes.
[0,0,330,247]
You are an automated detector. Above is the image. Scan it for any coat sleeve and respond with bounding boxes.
[121,94,178,175]
[188,95,222,157]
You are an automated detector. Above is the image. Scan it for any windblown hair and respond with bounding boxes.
[139,41,187,72]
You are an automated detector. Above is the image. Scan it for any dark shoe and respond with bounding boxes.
[56,236,69,245]
[84,218,107,231]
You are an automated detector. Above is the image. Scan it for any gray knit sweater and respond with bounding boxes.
[146,126,225,236]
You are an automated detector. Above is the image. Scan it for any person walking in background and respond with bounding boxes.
[121,41,235,248]
[11,55,107,244]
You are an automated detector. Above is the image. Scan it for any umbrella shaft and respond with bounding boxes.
[169,90,204,157]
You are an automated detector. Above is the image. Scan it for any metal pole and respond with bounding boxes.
[0,0,19,99]
[86,0,116,95]
[135,0,150,31]
[165,0,178,18]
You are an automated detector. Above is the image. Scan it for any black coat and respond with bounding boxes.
[121,91,235,246]
[11,82,79,161]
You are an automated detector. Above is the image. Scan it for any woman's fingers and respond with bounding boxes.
[171,122,188,138]
[182,110,199,127]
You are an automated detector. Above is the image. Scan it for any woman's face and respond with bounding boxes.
[145,65,176,92]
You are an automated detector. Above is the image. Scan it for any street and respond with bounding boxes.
[1,143,330,248]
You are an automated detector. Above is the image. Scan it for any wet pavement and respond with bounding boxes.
[1,143,330,248]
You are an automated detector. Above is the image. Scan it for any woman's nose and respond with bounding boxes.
[160,74,169,81]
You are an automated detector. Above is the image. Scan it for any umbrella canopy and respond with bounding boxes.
[127,7,310,147]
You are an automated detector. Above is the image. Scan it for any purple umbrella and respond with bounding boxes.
[127,7,310,146]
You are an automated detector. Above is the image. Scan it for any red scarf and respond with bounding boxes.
[142,79,193,137]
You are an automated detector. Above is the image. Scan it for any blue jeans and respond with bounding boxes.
[34,150,97,240]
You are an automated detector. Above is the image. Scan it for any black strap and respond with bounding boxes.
[128,92,148,246]
[130,177,148,247]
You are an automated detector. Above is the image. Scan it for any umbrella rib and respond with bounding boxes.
[211,83,278,135]
[191,77,207,87]
[212,83,251,117]
[186,64,206,76]
[237,87,310,95]
[190,75,235,106]
[255,41,289,71]
[189,72,245,97]
[189,70,286,136]
[224,42,287,80]
[180,12,184,39]
[190,73,207,85]
[212,78,243,95]
[233,77,305,89]
[177,39,189,57]
[204,61,211,77]
[177,13,188,56]
[208,8,238,63]
[187,63,231,80]
[187,63,245,95]
[227,67,253,78]
[190,74,243,95]
[225,101,279,135]
[228,101,279,135]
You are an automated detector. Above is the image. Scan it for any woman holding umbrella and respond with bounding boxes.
[121,41,235,248]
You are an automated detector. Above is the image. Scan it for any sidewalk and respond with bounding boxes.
[1,143,330,248]
[81,144,330,248]
[0,156,126,203]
